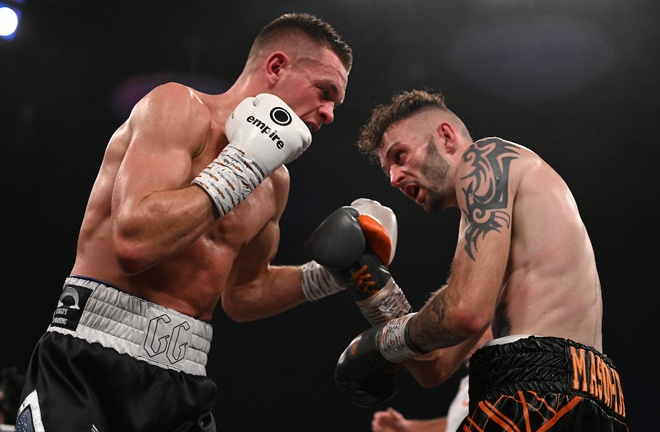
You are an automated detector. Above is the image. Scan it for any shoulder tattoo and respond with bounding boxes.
[460,138,519,260]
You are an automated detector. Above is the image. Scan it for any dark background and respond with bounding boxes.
[1,0,657,430]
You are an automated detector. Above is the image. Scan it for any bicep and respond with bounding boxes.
[450,152,515,313]
[112,86,207,213]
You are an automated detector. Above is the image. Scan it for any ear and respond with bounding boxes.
[436,122,458,154]
[264,52,288,86]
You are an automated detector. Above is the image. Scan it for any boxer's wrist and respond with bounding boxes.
[193,144,263,217]
[300,261,345,301]
[355,277,412,325]
[378,313,426,363]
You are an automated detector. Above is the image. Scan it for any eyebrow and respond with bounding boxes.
[384,141,401,161]
[381,141,401,174]
[320,79,344,107]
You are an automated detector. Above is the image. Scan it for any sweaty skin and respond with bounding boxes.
[380,110,603,358]
[71,46,348,322]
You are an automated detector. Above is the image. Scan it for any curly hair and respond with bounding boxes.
[357,89,449,164]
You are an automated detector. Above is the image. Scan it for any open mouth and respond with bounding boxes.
[404,184,420,202]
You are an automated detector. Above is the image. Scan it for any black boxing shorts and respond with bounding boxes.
[460,335,628,431]
[16,276,217,432]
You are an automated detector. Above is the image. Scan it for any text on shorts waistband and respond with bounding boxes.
[48,276,213,376]
[569,342,626,418]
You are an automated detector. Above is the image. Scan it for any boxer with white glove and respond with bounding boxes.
[193,93,312,217]
[335,312,425,407]
[302,198,411,325]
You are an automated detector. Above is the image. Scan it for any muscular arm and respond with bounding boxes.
[223,263,308,322]
[404,325,487,388]
[409,138,518,352]
[111,83,218,274]
[220,169,308,322]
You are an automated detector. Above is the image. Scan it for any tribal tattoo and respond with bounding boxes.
[461,138,519,260]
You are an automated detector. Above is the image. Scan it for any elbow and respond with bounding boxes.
[417,373,449,389]
[222,307,252,323]
[405,352,455,388]
[221,290,254,323]
[113,233,152,275]
[449,301,492,338]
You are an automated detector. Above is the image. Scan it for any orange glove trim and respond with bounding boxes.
[357,214,393,266]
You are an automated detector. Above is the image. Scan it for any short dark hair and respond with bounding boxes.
[357,89,449,163]
[253,13,353,72]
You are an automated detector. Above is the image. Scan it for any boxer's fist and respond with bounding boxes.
[305,199,397,300]
[193,94,311,217]
[226,93,312,177]
[335,323,401,408]
[336,313,423,407]
[305,199,411,324]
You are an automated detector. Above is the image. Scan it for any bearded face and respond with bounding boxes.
[421,139,453,212]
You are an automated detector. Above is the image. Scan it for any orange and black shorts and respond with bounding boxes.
[460,336,628,431]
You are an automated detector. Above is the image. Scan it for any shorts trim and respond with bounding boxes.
[47,276,213,376]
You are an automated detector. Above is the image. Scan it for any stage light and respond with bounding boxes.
[0,1,22,41]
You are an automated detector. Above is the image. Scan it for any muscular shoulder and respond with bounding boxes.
[457,137,522,199]
[458,137,546,192]
[135,82,209,116]
[128,83,213,154]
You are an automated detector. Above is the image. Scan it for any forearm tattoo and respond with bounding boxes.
[411,289,465,351]
[461,138,519,260]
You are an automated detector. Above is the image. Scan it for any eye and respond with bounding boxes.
[317,86,329,100]
[393,150,404,165]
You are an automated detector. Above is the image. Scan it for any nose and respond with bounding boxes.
[318,102,335,125]
[389,165,405,188]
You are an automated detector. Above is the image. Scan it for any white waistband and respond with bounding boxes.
[48,276,213,376]
[484,334,536,347]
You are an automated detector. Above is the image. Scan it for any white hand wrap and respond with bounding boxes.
[193,93,311,217]
[379,313,422,363]
[193,145,265,217]
[355,278,411,325]
[300,261,345,301]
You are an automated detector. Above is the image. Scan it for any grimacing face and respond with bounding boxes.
[379,119,454,213]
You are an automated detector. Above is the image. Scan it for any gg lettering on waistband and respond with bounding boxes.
[48,276,214,376]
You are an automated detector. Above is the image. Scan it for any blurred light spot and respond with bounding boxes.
[0,5,19,40]
[448,16,616,103]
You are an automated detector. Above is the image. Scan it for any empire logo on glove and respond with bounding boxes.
[269,106,293,126]
[244,107,293,150]
[194,93,311,217]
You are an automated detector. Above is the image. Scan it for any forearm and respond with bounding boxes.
[222,265,308,322]
[408,286,480,352]
[404,330,483,387]
[113,185,216,274]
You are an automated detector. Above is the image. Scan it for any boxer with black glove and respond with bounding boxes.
[301,198,411,324]
[335,312,425,407]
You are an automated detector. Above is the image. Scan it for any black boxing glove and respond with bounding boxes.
[335,313,424,407]
[304,198,411,325]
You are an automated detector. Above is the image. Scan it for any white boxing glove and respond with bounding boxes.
[193,93,312,217]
